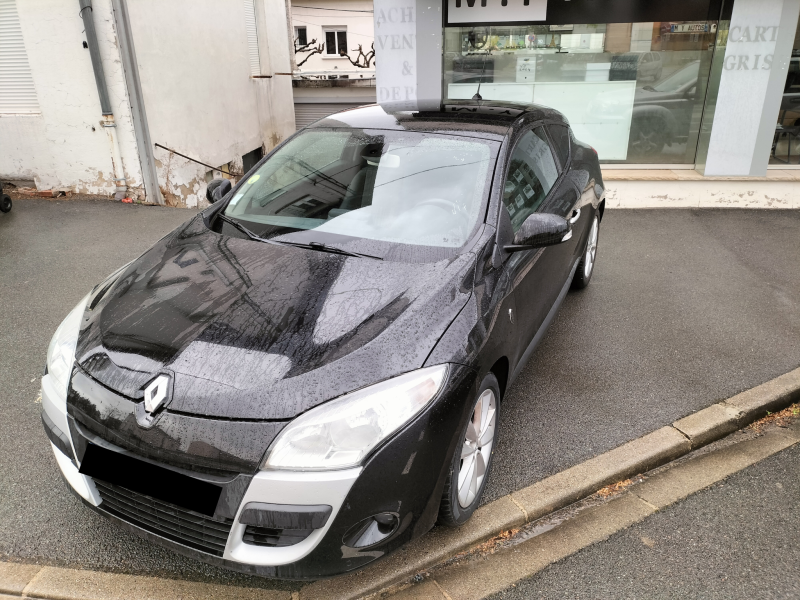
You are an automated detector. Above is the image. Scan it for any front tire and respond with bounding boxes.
[438,373,499,527]
[572,215,599,290]
[0,194,11,213]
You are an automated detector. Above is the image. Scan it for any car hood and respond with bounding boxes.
[74,216,476,420]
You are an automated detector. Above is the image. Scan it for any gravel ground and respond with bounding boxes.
[489,441,800,600]
[0,198,798,587]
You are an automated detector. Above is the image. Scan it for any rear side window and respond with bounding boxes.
[501,127,559,233]
[548,124,571,169]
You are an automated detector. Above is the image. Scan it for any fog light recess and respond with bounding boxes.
[342,512,400,548]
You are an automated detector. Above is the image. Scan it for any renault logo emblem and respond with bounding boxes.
[143,374,171,413]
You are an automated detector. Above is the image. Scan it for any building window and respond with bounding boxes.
[0,0,40,114]
[324,29,348,55]
[295,26,307,47]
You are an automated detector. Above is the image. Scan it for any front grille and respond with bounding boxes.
[243,525,314,547]
[94,480,233,556]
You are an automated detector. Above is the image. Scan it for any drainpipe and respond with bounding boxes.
[79,0,128,199]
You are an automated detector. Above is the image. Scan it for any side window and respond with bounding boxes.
[548,124,571,169]
[501,127,559,233]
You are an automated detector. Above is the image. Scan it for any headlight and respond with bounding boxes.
[46,295,89,399]
[264,364,448,471]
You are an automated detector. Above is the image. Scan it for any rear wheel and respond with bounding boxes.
[629,117,666,157]
[439,373,499,527]
[0,194,11,213]
[572,215,599,290]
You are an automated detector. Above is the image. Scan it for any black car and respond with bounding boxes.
[40,101,605,579]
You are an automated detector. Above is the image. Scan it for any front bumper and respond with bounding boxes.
[42,363,478,579]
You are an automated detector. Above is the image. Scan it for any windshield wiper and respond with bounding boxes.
[279,240,383,260]
[216,213,286,247]
[217,213,382,259]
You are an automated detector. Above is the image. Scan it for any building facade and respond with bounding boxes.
[0,0,296,207]
[373,0,800,189]
[290,0,377,129]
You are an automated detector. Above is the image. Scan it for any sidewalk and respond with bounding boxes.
[602,168,800,208]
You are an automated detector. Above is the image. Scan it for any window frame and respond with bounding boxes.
[499,123,563,233]
[545,123,572,172]
[295,26,308,47]
[323,27,348,56]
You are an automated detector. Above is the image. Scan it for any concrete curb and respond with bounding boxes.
[2,368,798,600]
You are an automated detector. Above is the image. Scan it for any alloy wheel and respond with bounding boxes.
[457,388,497,508]
[584,217,599,279]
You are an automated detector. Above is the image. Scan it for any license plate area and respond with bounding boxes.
[79,443,222,516]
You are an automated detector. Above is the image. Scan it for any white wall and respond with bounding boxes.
[0,0,142,195]
[0,0,296,206]
[127,0,295,208]
[292,0,375,75]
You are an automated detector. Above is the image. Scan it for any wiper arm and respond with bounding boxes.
[216,213,285,247]
[280,240,383,260]
[217,214,382,259]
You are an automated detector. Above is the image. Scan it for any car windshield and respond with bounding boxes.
[653,61,700,93]
[221,129,496,252]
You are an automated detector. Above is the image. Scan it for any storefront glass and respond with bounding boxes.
[443,22,718,164]
[770,16,800,165]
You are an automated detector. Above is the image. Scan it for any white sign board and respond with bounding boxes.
[446,0,547,25]
[705,0,800,175]
[374,0,443,111]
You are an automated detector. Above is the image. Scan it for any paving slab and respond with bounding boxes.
[23,567,290,600]
[0,562,42,595]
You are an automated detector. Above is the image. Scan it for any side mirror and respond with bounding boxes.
[505,213,571,252]
[206,178,232,203]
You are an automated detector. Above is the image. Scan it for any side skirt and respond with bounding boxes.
[508,259,580,387]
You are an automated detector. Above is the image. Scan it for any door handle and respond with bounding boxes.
[569,209,581,224]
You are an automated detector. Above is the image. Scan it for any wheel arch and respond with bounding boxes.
[488,356,509,401]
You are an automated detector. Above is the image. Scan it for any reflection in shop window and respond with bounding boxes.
[444,22,717,164]
[770,16,800,165]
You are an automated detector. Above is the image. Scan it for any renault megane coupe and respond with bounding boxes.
[41,101,605,579]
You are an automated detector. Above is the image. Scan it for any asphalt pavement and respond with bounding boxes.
[489,440,800,600]
[0,198,798,588]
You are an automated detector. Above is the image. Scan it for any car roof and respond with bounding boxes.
[307,101,569,140]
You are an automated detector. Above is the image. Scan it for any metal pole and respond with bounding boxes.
[111,0,162,204]
[79,0,128,199]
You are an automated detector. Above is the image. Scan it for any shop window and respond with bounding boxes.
[325,29,348,55]
[770,16,800,165]
[444,22,717,165]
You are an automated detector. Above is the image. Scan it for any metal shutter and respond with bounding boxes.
[243,0,260,77]
[294,103,369,130]
[0,0,39,114]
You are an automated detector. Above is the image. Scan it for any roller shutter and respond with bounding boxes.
[0,0,39,114]
[294,103,369,130]
[243,0,260,76]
